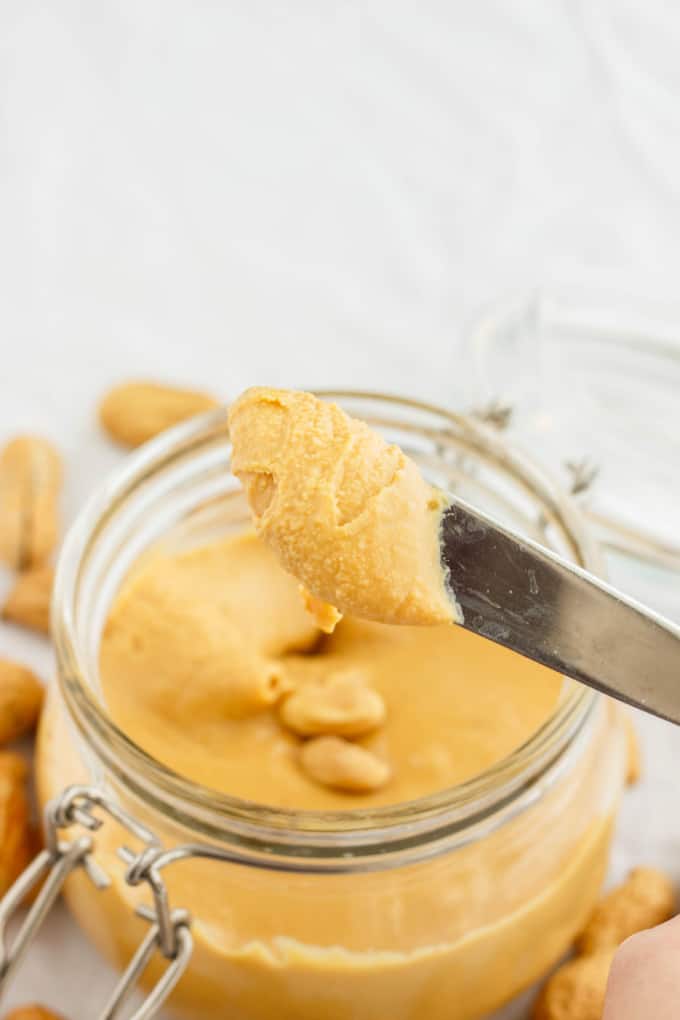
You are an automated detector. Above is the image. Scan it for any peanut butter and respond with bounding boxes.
[36,526,622,1020]
[228,387,456,626]
[100,531,562,809]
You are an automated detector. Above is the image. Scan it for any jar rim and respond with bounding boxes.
[51,391,602,863]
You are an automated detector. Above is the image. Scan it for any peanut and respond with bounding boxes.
[0,660,44,744]
[2,565,54,635]
[625,715,641,786]
[4,1008,67,1019]
[0,751,34,898]
[99,381,219,447]
[0,437,62,569]
[534,866,676,1019]
[281,671,385,739]
[576,867,675,955]
[300,736,390,792]
[300,587,342,634]
[532,950,615,1020]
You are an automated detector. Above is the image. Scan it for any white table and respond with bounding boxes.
[1,2,680,1016]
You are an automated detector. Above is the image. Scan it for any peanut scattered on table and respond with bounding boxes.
[99,380,219,447]
[533,951,615,1020]
[0,752,35,898]
[0,660,44,744]
[576,867,675,955]
[2,566,54,635]
[300,735,391,792]
[0,437,62,570]
[533,866,676,1019]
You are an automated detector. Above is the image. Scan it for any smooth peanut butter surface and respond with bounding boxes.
[228,387,456,626]
[101,530,563,809]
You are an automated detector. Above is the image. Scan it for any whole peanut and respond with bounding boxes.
[0,660,44,744]
[2,565,54,635]
[576,868,675,955]
[534,866,676,1020]
[0,752,34,897]
[99,381,219,447]
[0,437,62,569]
[533,951,615,1020]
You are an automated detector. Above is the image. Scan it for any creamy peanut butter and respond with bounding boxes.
[100,531,562,809]
[228,387,455,626]
[36,526,623,1020]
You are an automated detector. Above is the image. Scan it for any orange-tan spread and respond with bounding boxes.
[228,387,456,627]
[36,526,620,1019]
[99,530,562,808]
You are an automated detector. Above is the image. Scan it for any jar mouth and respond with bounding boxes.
[52,391,602,860]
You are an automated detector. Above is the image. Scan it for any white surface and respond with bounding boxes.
[1,2,680,1017]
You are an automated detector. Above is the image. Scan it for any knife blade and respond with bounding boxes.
[440,498,680,724]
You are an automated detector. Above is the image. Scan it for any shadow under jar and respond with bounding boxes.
[39,393,627,1020]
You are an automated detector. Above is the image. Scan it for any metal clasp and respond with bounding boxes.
[0,785,194,1020]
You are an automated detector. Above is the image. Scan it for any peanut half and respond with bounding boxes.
[0,752,34,898]
[4,1008,67,1019]
[576,867,675,955]
[99,381,219,447]
[2,565,54,635]
[0,437,62,570]
[533,950,615,1020]
[281,671,386,739]
[300,736,390,793]
[0,660,44,744]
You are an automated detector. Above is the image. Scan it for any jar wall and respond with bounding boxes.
[37,686,625,1020]
[42,395,625,1019]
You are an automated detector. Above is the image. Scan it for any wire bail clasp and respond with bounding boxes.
[0,785,194,1020]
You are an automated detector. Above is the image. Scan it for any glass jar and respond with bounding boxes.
[465,287,680,620]
[37,393,626,1020]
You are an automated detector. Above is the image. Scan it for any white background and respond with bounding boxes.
[1,2,680,1017]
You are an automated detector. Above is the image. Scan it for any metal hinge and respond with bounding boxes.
[0,785,194,1020]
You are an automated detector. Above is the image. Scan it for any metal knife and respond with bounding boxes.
[440,498,680,724]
